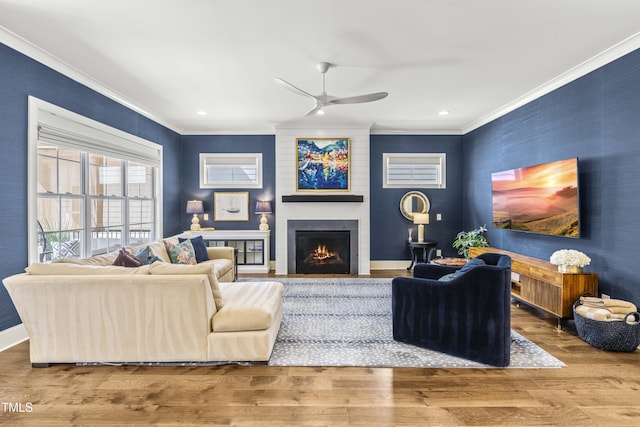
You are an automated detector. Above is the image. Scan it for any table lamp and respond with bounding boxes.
[186,200,204,231]
[413,213,429,243]
[255,201,272,231]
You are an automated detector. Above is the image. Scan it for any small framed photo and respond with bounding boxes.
[214,192,249,221]
[296,138,350,191]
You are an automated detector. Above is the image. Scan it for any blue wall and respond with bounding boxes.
[180,135,276,258]
[3,37,640,333]
[180,134,464,263]
[462,48,640,305]
[0,43,182,331]
[370,135,464,261]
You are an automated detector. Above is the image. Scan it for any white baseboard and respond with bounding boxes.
[370,260,411,270]
[0,324,28,352]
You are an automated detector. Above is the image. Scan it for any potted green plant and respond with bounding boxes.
[453,225,489,258]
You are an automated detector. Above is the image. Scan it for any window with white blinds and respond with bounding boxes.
[28,97,163,263]
[383,153,446,189]
[200,153,262,188]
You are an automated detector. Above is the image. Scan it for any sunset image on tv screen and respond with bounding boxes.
[491,158,579,237]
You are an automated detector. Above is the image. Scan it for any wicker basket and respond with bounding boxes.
[573,300,640,352]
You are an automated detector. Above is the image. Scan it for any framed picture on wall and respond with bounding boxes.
[213,192,249,221]
[296,138,350,191]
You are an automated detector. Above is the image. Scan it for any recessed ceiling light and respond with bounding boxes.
[197,111,207,116]
[438,110,450,116]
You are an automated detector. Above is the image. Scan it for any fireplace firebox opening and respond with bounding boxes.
[295,230,350,274]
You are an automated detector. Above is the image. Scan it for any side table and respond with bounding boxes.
[407,240,437,270]
[431,257,468,267]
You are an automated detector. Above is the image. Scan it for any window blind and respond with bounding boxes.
[383,153,446,188]
[200,153,262,188]
[37,111,161,167]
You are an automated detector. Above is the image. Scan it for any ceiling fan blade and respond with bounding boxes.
[274,77,316,99]
[304,104,324,116]
[329,92,389,104]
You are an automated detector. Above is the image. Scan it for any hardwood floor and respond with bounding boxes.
[1,270,638,426]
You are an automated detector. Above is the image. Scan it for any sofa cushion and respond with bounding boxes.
[134,245,162,265]
[178,235,209,263]
[147,240,171,263]
[52,252,118,266]
[165,239,197,265]
[26,263,152,275]
[112,248,144,267]
[200,258,233,279]
[149,262,224,309]
[457,257,486,275]
[212,282,283,332]
[438,272,457,282]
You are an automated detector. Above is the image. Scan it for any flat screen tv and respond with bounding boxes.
[491,157,580,237]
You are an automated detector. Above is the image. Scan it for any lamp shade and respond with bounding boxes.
[413,213,429,225]
[255,201,272,214]
[186,200,204,214]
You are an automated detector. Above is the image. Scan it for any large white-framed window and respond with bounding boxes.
[383,152,446,189]
[28,97,163,263]
[199,153,262,189]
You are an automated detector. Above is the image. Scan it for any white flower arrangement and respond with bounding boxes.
[549,249,591,267]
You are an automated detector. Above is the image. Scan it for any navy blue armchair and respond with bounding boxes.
[392,253,512,367]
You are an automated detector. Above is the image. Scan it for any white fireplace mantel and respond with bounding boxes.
[274,124,371,275]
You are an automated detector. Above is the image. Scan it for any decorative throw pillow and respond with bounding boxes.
[134,245,162,265]
[112,248,144,267]
[51,240,81,259]
[456,257,486,275]
[178,235,209,263]
[147,240,172,263]
[438,272,457,282]
[165,239,197,265]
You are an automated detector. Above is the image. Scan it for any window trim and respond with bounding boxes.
[199,153,263,189]
[28,96,163,263]
[382,152,447,189]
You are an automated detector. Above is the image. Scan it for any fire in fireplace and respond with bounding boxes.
[295,231,350,274]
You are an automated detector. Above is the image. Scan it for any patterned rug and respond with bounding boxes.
[245,277,565,368]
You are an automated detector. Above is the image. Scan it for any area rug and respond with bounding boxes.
[244,277,565,368]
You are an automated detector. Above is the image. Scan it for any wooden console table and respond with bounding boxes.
[469,247,598,329]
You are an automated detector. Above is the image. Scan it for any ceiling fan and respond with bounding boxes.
[275,62,388,116]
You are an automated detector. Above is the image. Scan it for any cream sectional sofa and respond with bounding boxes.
[3,244,283,367]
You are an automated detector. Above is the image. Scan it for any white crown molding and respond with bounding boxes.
[0,25,181,134]
[181,127,276,136]
[370,128,463,135]
[463,32,640,134]
[274,118,375,130]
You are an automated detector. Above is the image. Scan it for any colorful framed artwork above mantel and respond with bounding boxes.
[213,192,249,221]
[296,138,350,191]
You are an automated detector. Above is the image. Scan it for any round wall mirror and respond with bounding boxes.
[399,191,430,221]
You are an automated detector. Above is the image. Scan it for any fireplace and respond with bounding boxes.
[295,231,350,274]
[287,219,359,274]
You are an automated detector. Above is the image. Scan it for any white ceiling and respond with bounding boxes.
[1,0,639,134]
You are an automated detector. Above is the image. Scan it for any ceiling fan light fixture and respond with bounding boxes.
[275,61,389,118]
